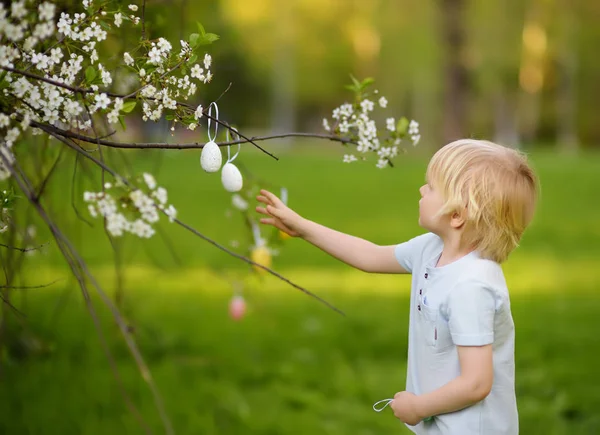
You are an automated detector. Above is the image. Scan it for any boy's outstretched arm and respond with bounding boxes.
[255,189,408,274]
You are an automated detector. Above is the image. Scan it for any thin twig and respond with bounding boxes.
[213,82,233,105]
[0,292,26,318]
[0,279,61,290]
[71,153,94,227]
[35,146,64,200]
[0,242,49,253]
[141,0,147,41]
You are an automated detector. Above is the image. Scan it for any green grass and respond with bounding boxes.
[1,143,599,434]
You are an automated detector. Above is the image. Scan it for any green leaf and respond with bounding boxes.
[165,114,175,121]
[196,22,206,36]
[85,66,96,83]
[99,20,111,31]
[396,117,409,135]
[118,115,126,131]
[189,33,200,47]
[196,33,219,46]
[121,101,136,113]
[360,77,375,90]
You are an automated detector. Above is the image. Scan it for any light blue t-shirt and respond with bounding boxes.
[395,232,518,435]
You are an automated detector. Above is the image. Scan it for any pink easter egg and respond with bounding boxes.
[229,295,246,320]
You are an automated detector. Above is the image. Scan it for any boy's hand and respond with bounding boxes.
[256,189,302,237]
[391,391,424,426]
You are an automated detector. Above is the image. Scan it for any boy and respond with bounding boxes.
[255,139,539,434]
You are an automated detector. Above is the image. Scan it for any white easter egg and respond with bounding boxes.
[200,141,222,173]
[221,162,243,192]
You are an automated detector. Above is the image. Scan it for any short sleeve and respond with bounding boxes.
[394,232,436,273]
[444,280,497,346]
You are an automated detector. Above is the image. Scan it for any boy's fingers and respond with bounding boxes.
[255,206,269,215]
[256,195,273,206]
[261,189,283,207]
[260,218,286,233]
[266,205,282,218]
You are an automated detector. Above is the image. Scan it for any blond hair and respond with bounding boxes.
[426,139,538,263]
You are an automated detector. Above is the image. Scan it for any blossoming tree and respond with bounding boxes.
[0,0,420,431]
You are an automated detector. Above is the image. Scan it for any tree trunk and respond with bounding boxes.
[557,0,579,153]
[270,2,296,136]
[440,0,469,144]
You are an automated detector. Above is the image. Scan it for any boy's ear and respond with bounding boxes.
[450,208,467,229]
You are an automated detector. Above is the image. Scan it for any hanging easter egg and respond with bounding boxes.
[221,162,243,192]
[200,140,222,173]
[250,245,272,274]
[229,295,246,321]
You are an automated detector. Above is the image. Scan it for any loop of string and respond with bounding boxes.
[372,398,393,412]
[207,102,219,142]
[372,397,433,422]
[225,126,241,163]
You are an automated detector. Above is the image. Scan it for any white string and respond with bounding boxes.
[372,398,393,412]
[250,220,262,247]
[207,102,219,142]
[225,126,241,163]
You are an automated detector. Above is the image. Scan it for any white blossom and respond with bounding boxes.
[94,93,110,110]
[157,38,172,53]
[0,114,9,128]
[143,173,156,190]
[164,205,177,222]
[386,117,395,131]
[148,47,162,65]
[128,4,139,11]
[11,1,27,20]
[152,187,168,205]
[408,120,419,136]
[114,12,122,28]
[203,54,212,69]
[195,105,203,120]
[190,64,204,80]
[360,99,374,113]
[376,158,388,169]
[123,52,134,66]
[39,3,56,21]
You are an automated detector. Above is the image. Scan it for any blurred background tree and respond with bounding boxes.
[126,0,600,151]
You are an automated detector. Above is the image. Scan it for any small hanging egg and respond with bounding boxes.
[221,162,243,192]
[250,245,272,274]
[229,295,246,321]
[200,141,222,173]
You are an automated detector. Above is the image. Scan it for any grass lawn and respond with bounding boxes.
[0,141,599,434]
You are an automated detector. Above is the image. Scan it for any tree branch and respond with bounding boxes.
[40,127,345,316]
[30,119,353,149]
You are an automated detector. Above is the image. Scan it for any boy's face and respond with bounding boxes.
[418,182,448,234]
